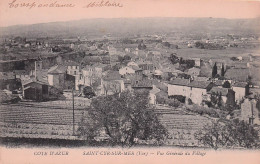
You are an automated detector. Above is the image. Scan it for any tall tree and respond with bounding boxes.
[221,63,225,77]
[78,90,168,147]
[212,62,218,78]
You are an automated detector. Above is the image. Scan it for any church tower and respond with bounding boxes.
[35,60,42,80]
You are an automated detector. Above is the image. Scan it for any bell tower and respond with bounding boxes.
[35,60,42,80]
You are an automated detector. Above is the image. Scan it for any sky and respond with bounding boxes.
[0,0,260,27]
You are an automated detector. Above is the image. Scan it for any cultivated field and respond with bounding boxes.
[0,102,213,147]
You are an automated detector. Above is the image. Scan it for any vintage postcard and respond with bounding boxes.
[0,0,260,163]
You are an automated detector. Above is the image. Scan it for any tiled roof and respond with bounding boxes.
[150,86,161,94]
[48,65,67,74]
[22,79,49,86]
[130,65,142,71]
[168,78,190,86]
[233,82,248,88]
[225,68,249,82]
[188,81,212,89]
[14,70,29,75]
[131,79,153,88]
[102,71,122,81]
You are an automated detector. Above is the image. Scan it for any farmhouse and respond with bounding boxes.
[232,82,249,101]
[188,81,214,105]
[47,65,66,89]
[168,79,190,98]
[22,79,49,101]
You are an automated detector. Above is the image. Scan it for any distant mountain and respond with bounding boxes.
[0,17,259,38]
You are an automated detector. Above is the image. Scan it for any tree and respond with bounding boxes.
[221,63,225,77]
[222,81,231,88]
[118,55,131,64]
[78,90,168,147]
[195,119,259,150]
[83,86,96,99]
[212,63,218,78]
[169,53,179,65]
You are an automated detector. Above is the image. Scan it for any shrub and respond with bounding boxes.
[167,99,181,107]
[168,95,186,103]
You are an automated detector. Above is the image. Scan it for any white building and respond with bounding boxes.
[232,82,249,102]
[168,79,190,98]
[119,66,142,76]
[168,79,214,105]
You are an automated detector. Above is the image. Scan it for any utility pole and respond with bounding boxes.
[72,88,75,135]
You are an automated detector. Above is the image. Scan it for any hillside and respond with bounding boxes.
[0,17,259,38]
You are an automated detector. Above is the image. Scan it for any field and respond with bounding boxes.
[155,107,212,147]
[166,46,260,60]
[0,101,89,140]
[0,102,213,147]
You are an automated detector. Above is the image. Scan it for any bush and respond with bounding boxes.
[195,119,259,149]
[187,105,220,118]
[168,95,186,103]
[166,99,181,107]
[83,86,96,99]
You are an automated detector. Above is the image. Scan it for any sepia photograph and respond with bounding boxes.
[0,0,260,163]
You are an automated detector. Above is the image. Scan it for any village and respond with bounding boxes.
[0,31,260,147]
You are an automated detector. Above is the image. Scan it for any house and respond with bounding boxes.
[188,81,214,105]
[194,58,201,67]
[186,67,201,77]
[138,62,156,73]
[168,79,190,98]
[101,71,125,95]
[0,72,15,80]
[209,87,236,107]
[168,79,214,105]
[82,64,110,78]
[225,68,250,82]
[22,79,49,101]
[119,66,142,76]
[14,70,30,80]
[0,72,21,91]
[131,79,153,90]
[127,61,139,67]
[149,85,161,105]
[153,70,163,80]
[232,82,249,101]
[66,61,80,76]
[78,64,109,90]
[240,98,260,125]
[47,65,67,90]
[130,79,159,104]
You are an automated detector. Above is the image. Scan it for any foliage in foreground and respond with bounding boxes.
[195,119,259,150]
[78,90,168,147]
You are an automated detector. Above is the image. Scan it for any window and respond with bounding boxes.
[74,71,76,75]
[249,118,254,125]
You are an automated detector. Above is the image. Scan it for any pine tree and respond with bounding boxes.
[212,63,218,78]
[221,63,225,77]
